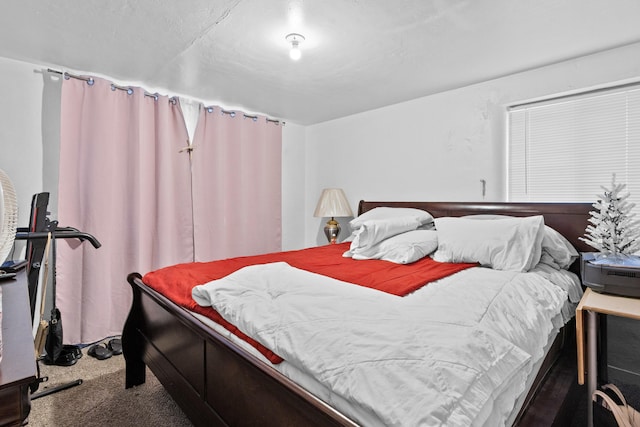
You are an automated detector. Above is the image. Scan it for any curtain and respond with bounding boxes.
[191,108,282,261]
[57,76,193,344]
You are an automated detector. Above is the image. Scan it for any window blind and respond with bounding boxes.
[508,84,640,218]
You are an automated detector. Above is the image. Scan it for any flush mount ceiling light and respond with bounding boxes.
[285,33,305,61]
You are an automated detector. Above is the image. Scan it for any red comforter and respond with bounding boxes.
[143,243,476,363]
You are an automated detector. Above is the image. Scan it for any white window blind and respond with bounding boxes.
[509,84,640,217]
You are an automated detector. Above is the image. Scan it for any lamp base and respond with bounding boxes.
[323,218,340,244]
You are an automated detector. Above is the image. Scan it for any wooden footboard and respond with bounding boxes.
[123,272,357,427]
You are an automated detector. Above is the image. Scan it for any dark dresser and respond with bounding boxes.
[0,272,37,426]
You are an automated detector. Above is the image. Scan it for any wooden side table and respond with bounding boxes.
[0,272,37,427]
[576,288,640,427]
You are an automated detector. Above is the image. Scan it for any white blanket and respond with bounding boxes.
[192,262,576,427]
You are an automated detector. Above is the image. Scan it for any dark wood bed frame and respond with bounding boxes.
[123,201,592,427]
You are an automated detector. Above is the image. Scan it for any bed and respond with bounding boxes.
[122,201,592,426]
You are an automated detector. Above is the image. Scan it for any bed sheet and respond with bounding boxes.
[190,264,581,427]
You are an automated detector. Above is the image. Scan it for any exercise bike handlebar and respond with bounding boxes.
[15,227,101,249]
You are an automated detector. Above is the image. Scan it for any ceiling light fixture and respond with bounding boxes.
[285,33,305,61]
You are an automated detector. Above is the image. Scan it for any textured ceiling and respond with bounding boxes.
[1,0,640,124]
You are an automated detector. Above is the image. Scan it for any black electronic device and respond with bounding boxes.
[1,259,28,272]
[581,252,640,298]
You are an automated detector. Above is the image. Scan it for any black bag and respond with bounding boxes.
[42,232,81,366]
[44,307,63,364]
[593,384,640,427]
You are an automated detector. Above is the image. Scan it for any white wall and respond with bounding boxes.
[0,57,50,231]
[304,42,640,246]
[281,123,306,250]
[3,42,640,252]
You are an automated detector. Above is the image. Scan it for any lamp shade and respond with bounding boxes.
[313,188,353,218]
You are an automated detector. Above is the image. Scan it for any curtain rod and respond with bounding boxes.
[48,68,285,125]
[47,68,176,103]
[205,107,284,125]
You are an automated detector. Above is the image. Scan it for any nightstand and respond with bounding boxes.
[576,288,640,427]
[0,272,37,427]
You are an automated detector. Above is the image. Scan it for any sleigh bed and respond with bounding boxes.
[122,201,592,426]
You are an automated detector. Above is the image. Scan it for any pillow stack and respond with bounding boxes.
[344,208,436,264]
[344,208,579,271]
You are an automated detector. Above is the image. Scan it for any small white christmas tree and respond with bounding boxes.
[579,174,640,261]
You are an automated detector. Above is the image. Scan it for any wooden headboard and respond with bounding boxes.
[358,201,593,255]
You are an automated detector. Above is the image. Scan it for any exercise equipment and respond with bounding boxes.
[14,192,101,399]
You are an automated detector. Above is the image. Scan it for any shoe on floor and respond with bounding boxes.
[88,343,112,360]
[107,338,122,355]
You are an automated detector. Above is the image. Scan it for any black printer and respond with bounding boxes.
[581,252,640,298]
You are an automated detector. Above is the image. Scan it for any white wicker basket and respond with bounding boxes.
[0,168,18,265]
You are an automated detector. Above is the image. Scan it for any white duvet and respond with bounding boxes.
[192,262,581,427]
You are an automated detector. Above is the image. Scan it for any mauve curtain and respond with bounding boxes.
[192,108,282,261]
[57,76,193,344]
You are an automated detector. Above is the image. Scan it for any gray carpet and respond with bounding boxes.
[28,346,193,427]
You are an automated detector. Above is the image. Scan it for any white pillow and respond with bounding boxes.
[461,214,578,270]
[350,207,434,229]
[432,216,546,272]
[347,230,438,264]
[540,226,579,269]
[348,216,424,253]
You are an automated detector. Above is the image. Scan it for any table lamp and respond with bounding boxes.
[313,188,353,244]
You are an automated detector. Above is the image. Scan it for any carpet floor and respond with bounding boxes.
[28,345,192,427]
